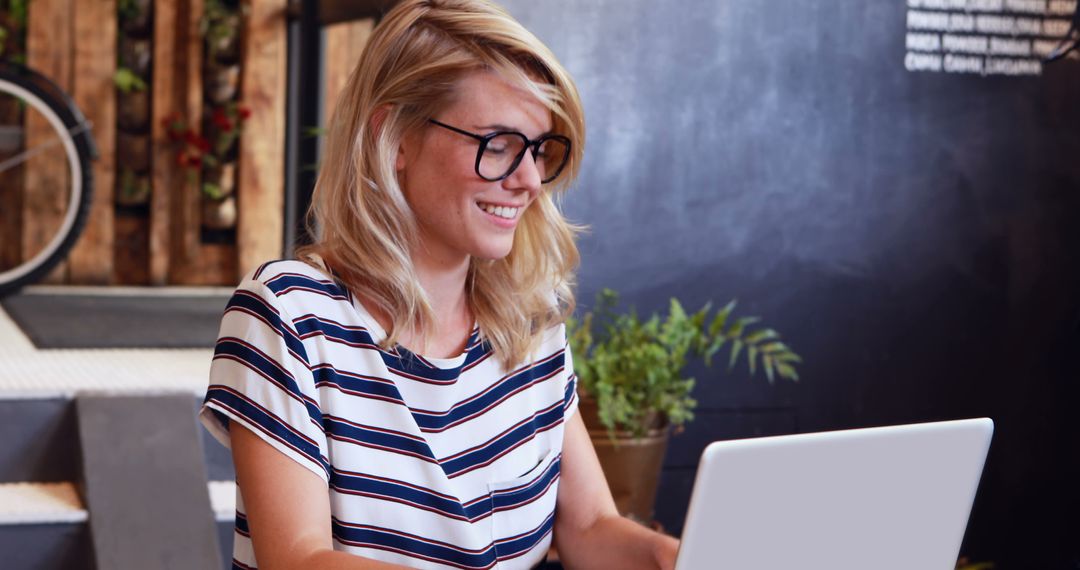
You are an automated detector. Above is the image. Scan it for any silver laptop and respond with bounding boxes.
[674,418,993,570]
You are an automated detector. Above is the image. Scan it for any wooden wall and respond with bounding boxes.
[9,0,300,287]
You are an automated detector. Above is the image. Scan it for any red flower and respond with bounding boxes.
[212,107,233,131]
[176,152,188,166]
[184,130,211,153]
[186,154,203,168]
[238,106,252,120]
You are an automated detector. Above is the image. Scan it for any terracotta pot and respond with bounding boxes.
[202,161,237,198]
[579,397,670,524]
[115,168,151,207]
[121,0,153,35]
[119,36,152,77]
[202,195,237,230]
[117,89,150,132]
[116,131,150,173]
[204,61,240,104]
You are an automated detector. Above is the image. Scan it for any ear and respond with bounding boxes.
[369,104,407,171]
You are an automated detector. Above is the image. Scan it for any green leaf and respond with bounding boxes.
[744,328,779,346]
[775,362,798,381]
[727,316,761,340]
[775,351,803,363]
[709,300,736,336]
[759,342,789,355]
[763,354,775,384]
[728,340,743,370]
[747,345,758,375]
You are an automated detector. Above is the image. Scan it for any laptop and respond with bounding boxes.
[674,418,994,570]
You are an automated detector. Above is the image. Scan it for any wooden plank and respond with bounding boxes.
[168,0,206,285]
[67,0,117,285]
[113,210,150,285]
[323,18,374,140]
[191,242,237,286]
[24,0,73,284]
[237,0,287,279]
[150,0,183,285]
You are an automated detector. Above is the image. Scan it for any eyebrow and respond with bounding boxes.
[475,124,555,137]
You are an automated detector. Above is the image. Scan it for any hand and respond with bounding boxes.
[652,533,681,570]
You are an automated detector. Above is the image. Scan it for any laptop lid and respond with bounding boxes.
[674,418,993,570]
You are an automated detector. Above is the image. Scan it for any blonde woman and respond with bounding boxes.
[199,0,680,568]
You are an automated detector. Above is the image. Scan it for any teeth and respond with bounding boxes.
[479,202,519,220]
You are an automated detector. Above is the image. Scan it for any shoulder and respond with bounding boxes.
[241,258,345,297]
[234,258,353,318]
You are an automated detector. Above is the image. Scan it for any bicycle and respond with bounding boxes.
[0,60,98,298]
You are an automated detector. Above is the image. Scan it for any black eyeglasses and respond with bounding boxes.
[427,119,571,184]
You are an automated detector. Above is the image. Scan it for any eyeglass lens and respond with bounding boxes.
[480,134,569,183]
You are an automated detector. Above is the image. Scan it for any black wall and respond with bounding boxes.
[501,0,1080,567]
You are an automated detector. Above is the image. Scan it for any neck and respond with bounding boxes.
[411,243,473,334]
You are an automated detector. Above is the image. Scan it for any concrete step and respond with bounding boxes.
[0,299,236,569]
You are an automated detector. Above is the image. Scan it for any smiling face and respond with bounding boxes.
[396,69,552,266]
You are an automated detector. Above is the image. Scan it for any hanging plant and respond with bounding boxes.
[118,0,152,36]
[201,0,247,62]
[163,102,250,199]
[0,0,30,63]
[116,167,151,207]
[115,67,150,132]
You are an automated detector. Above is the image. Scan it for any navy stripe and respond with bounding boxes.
[494,511,556,561]
[324,415,439,464]
[235,511,249,535]
[332,521,497,570]
[265,273,349,300]
[442,401,565,478]
[564,373,577,411]
[329,454,559,522]
[294,315,478,384]
[491,455,561,512]
[312,364,406,405]
[206,386,330,479]
[410,352,565,432]
[225,289,310,365]
[214,337,324,433]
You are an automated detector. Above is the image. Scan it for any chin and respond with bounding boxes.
[472,241,515,261]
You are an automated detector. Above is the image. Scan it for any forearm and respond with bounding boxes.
[556,514,680,570]
[283,549,416,570]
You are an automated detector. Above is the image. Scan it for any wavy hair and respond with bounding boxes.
[296,0,586,369]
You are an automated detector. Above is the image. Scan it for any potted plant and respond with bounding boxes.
[163,103,250,230]
[114,67,149,132]
[0,0,29,64]
[568,288,801,523]
[115,167,150,207]
[118,0,152,36]
[201,0,245,63]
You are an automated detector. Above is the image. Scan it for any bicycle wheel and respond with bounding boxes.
[0,62,97,299]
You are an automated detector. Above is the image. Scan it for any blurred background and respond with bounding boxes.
[0,0,1077,568]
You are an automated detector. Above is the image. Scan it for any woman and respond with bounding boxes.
[199,0,680,568]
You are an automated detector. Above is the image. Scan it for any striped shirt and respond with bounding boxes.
[198,259,579,569]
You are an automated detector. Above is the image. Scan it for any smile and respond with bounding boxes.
[477,202,520,220]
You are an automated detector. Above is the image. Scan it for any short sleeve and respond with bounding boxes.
[561,323,579,421]
[198,279,330,484]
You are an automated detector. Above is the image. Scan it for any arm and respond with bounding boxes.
[552,413,681,570]
[230,423,414,570]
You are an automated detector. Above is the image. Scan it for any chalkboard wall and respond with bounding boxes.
[500,0,1080,567]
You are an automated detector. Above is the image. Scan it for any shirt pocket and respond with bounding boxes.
[486,448,561,568]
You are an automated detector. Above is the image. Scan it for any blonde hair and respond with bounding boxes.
[297,0,586,369]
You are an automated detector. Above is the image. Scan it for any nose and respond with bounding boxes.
[502,151,543,194]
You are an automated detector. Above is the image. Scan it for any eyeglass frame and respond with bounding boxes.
[427,119,572,184]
